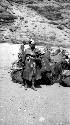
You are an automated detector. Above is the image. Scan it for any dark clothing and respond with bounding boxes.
[22,56,35,81]
[18,45,35,67]
[41,54,51,72]
[18,44,51,73]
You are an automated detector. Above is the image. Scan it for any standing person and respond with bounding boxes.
[21,39,41,90]
[23,39,42,66]
[17,39,36,67]
[41,47,52,84]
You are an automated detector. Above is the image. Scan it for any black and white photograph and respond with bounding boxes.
[0,0,70,125]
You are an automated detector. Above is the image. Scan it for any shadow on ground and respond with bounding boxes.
[11,69,52,89]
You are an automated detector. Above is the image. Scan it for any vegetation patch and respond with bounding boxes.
[27,5,63,20]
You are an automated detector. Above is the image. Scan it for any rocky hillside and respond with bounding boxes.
[0,0,70,48]
[1,0,70,27]
[0,0,17,24]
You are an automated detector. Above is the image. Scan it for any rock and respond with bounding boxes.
[11,69,23,83]
[57,25,64,30]
[25,20,28,23]
[0,0,17,23]
[61,74,70,87]
[0,11,17,20]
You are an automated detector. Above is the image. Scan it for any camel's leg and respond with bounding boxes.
[24,80,28,90]
[31,77,37,91]
[23,78,27,90]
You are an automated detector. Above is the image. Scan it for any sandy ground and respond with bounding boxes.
[0,42,70,125]
[1,4,70,125]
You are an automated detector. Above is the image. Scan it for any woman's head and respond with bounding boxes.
[29,39,35,50]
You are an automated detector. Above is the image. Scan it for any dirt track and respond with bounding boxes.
[0,44,70,125]
[0,3,70,125]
